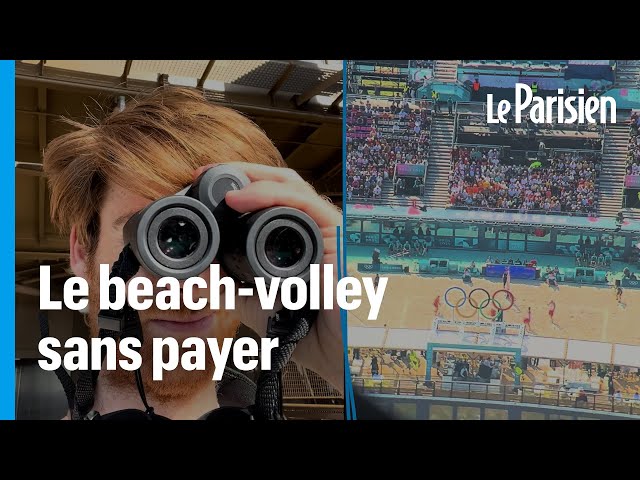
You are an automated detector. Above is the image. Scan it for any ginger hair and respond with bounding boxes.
[43,86,285,256]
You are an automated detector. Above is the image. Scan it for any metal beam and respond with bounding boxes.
[16,162,42,170]
[37,87,47,244]
[16,284,63,301]
[16,169,45,178]
[328,92,343,113]
[22,271,71,285]
[294,70,342,107]
[315,156,343,183]
[268,61,296,103]
[121,60,133,85]
[15,138,37,147]
[16,251,69,260]
[197,60,216,88]
[16,262,68,279]
[283,125,320,164]
[16,69,341,125]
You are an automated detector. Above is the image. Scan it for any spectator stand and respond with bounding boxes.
[623,111,640,212]
[346,95,434,205]
[448,144,602,217]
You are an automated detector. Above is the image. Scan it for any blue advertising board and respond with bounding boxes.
[484,264,537,280]
[621,279,640,289]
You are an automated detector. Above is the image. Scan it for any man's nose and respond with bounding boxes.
[133,268,212,298]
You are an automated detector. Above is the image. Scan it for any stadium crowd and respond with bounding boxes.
[346,99,431,200]
[627,111,640,175]
[448,146,600,215]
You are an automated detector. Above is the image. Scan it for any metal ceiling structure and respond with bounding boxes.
[15,59,343,288]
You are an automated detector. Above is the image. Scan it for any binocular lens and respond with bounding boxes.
[124,196,220,280]
[264,226,306,269]
[157,216,200,260]
[123,166,323,283]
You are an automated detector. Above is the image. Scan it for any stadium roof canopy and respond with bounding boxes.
[15,60,344,284]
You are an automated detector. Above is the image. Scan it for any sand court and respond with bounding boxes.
[347,266,640,346]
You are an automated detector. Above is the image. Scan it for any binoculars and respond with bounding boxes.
[123,164,323,284]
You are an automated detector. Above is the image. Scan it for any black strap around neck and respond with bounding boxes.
[73,244,142,420]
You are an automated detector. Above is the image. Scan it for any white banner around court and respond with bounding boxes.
[347,327,386,348]
[521,336,566,359]
[613,344,640,368]
[566,340,612,363]
[385,329,431,350]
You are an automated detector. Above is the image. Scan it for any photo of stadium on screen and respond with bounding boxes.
[345,60,640,420]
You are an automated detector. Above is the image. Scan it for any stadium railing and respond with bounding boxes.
[351,376,640,416]
[447,205,597,217]
[348,94,434,109]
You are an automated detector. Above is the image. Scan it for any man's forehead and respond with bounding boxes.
[102,183,155,225]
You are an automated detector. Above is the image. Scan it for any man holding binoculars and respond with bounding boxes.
[43,86,343,420]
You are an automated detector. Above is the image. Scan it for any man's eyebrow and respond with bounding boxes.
[113,211,139,228]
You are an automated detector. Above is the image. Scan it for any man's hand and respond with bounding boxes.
[193,163,344,394]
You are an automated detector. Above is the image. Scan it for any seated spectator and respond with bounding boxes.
[576,389,588,406]
[346,97,431,202]
[448,147,600,215]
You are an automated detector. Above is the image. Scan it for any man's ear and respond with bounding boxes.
[69,225,89,280]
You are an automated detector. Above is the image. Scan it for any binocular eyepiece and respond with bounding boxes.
[123,165,323,284]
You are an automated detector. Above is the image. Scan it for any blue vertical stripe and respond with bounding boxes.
[336,225,350,419]
[0,60,16,420]
[340,60,357,420]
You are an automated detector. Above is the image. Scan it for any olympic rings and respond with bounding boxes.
[479,297,502,320]
[455,303,478,318]
[492,289,515,311]
[445,287,515,320]
[468,288,491,309]
[444,287,466,308]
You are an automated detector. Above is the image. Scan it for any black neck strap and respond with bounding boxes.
[44,244,316,420]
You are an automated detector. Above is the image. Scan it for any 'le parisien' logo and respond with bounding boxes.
[487,83,616,125]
